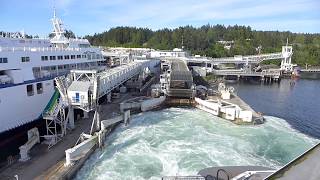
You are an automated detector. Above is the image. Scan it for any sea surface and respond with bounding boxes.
[75,78,320,180]
[234,78,320,139]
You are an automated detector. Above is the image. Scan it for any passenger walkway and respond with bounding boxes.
[184,52,283,64]
[67,60,159,111]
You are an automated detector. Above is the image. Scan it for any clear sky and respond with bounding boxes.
[1,0,319,37]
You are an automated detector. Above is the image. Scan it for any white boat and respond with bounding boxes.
[0,10,105,156]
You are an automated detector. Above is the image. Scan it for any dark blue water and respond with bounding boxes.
[235,79,320,139]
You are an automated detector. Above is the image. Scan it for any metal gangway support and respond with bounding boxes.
[42,76,73,149]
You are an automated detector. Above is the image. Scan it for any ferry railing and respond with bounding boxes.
[69,99,96,112]
[0,46,100,52]
[161,176,205,180]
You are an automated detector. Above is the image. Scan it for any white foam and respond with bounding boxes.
[74,108,319,180]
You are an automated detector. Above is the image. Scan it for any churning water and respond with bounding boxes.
[74,107,318,180]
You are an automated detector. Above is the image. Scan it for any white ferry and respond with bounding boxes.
[0,11,105,158]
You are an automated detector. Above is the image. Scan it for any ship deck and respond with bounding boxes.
[266,143,320,179]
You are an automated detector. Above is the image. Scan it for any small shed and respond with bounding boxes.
[67,81,92,106]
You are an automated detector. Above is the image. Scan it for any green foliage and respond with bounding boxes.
[86,25,320,65]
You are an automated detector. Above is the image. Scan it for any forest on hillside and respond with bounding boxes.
[84,25,320,66]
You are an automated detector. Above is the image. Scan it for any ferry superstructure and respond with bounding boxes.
[0,11,105,135]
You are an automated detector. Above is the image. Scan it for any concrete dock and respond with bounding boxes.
[0,93,133,180]
[208,94,264,124]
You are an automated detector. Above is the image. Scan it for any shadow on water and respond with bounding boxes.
[234,78,320,139]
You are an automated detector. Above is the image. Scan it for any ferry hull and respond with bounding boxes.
[0,79,54,162]
[0,117,46,162]
[0,79,55,133]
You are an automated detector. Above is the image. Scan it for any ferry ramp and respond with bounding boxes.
[167,59,194,98]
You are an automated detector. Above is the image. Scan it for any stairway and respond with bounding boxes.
[42,75,72,149]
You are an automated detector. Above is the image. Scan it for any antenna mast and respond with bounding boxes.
[181,34,184,50]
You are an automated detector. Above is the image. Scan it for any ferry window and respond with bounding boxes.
[82,55,86,58]
[77,55,81,58]
[36,83,43,94]
[21,57,30,62]
[64,55,70,59]
[26,84,34,96]
[71,55,75,59]
[41,56,48,61]
[57,56,63,60]
[50,56,56,60]
[0,58,8,63]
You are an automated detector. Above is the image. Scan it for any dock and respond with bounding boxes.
[0,93,132,180]
[206,94,264,124]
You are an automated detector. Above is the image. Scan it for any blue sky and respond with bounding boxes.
[1,0,319,37]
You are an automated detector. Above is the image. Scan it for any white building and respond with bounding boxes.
[150,48,188,58]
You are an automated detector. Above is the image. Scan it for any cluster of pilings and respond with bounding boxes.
[260,76,281,84]
[226,75,281,84]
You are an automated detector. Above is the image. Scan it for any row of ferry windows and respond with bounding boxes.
[26,83,43,96]
[20,54,102,63]
[0,57,8,63]
[41,55,86,61]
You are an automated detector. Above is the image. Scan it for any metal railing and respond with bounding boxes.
[184,52,283,64]
[161,176,205,180]
[0,46,98,52]
[212,70,281,76]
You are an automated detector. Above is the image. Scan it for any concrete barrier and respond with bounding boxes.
[195,98,220,116]
[239,111,253,122]
[225,107,236,120]
[120,101,141,112]
[141,96,166,112]
[19,128,40,162]
[65,135,98,167]
[195,97,253,123]
[65,110,131,167]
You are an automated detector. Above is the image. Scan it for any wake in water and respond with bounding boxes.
[74,108,318,180]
